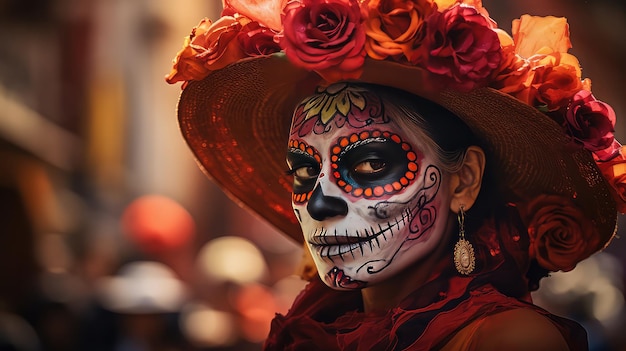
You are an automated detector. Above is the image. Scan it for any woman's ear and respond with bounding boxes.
[449,146,486,213]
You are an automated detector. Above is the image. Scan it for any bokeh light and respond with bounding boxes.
[96,261,188,314]
[121,195,195,253]
[180,303,238,347]
[197,236,269,285]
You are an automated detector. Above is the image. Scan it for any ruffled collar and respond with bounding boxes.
[263,264,587,351]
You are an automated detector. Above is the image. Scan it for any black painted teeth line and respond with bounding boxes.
[378,224,386,241]
[313,209,412,260]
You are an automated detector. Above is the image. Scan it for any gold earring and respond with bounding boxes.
[454,205,476,275]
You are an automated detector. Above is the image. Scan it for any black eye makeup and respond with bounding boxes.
[330,130,420,198]
[287,139,321,203]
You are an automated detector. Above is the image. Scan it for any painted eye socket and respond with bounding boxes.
[331,130,420,198]
[288,160,320,201]
[287,139,322,203]
[292,165,319,181]
[353,160,387,174]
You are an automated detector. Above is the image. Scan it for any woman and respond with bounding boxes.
[166,0,622,349]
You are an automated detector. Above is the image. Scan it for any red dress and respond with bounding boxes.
[265,213,587,350]
[263,266,587,351]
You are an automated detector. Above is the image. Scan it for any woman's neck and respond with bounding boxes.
[360,255,445,313]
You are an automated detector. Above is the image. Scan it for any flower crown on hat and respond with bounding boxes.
[166,0,623,205]
[167,0,622,272]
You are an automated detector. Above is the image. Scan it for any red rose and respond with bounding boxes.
[564,90,616,152]
[596,146,626,213]
[278,0,366,81]
[423,4,502,91]
[237,22,282,56]
[522,195,599,272]
[363,0,435,63]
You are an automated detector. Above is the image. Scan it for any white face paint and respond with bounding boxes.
[287,83,452,290]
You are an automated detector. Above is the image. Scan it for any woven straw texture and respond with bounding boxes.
[178,54,616,255]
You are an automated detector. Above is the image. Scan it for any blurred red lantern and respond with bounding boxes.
[121,195,195,253]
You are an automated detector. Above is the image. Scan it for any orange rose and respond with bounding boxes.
[165,16,249,84]
[596,146,626,213]
[223,0,286,31]
[490,29,531,96]
[364,0,435,63]
[434,0,483,12]
[433,0,492,24]
[522,195,599,272]
[494,15,582,108]
[527,52,582,111]
[165,18,214,84]
[512,15,571,58]
[433,0,457,10]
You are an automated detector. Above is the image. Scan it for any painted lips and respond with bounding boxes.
[327,267,367,289]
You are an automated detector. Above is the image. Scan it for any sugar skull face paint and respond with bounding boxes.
[287,83,452,290]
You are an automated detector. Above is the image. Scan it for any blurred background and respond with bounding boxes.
[0,0,624,350]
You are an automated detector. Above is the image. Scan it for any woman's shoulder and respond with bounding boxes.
[441,308,571,351]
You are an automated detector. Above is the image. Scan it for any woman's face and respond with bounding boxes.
[287,84,453,289]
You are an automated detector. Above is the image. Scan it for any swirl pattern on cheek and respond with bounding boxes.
[358,165,441,274]
[408,165,440,236]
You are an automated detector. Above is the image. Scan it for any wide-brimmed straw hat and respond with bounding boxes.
[168,0,621,272]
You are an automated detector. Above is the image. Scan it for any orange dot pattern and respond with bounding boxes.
[288,139,321,204]
[330,130,419,198]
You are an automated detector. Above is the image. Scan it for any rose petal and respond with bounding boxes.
[225,0,287,30]
[512,15,571,58]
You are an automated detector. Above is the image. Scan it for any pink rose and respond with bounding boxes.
[237,22,282,56]
[594,140,621,162]
[522,195,599,272]
[563,90,616,152]
[596,146,626,213]
[363,0,435,63]
[278,0,366,82]
[423,4,502,91]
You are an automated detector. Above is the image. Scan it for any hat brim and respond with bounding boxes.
[178,54,616,248]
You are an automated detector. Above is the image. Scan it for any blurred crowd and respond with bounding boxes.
[0,0,625,350]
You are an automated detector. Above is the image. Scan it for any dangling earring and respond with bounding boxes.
[454,205,476,275]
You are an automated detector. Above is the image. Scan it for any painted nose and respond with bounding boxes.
[307,186,348,221]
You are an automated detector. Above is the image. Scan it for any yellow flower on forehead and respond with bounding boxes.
[300,84,368,124]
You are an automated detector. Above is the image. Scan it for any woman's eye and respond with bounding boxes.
[354,160,386,174]
[293,166,319,180]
